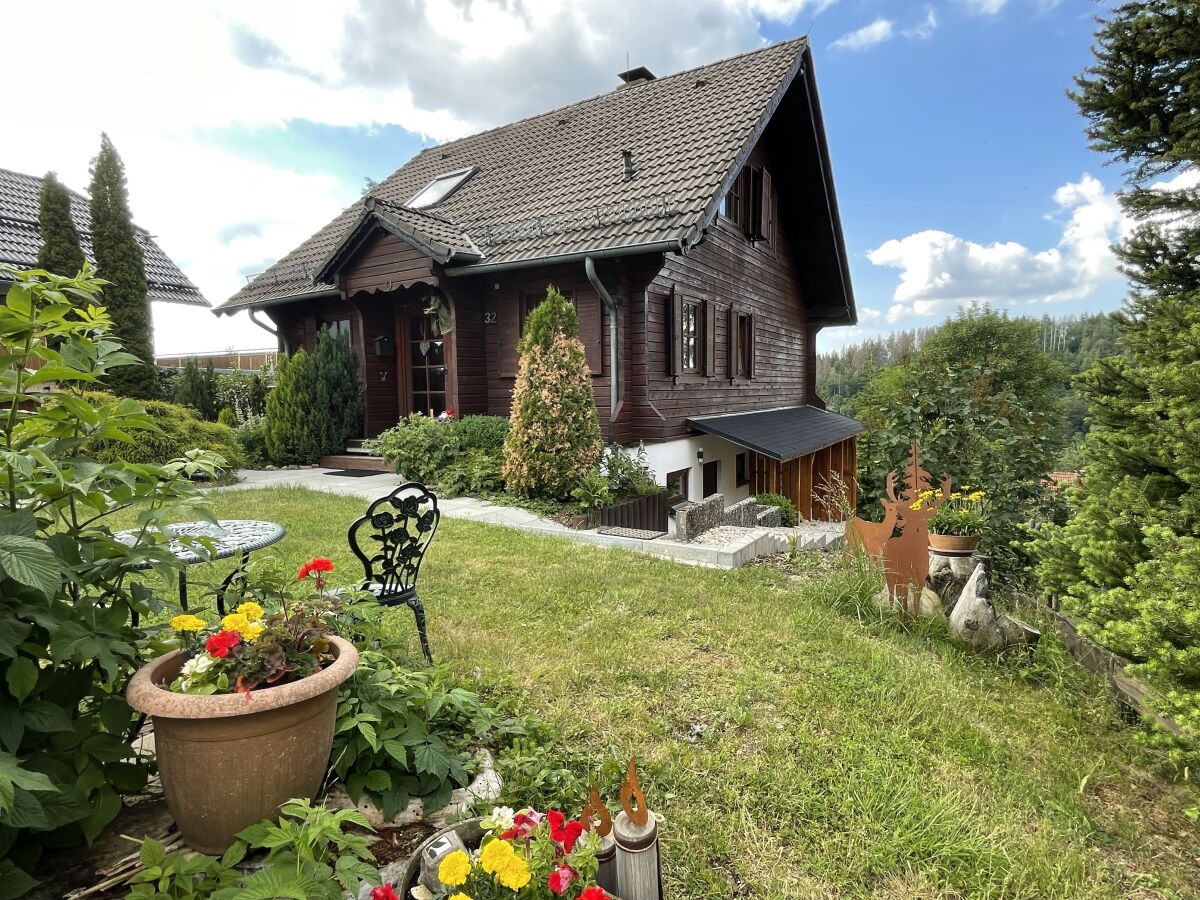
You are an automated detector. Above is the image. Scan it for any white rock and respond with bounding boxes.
[948,564,1039,651]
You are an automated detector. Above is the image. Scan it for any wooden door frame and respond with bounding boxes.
[393,297,457,419]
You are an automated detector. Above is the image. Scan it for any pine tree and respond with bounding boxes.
[502,286,602,497]
[1032,0,1200,746]
[174,357,218,420]
[36,172,85,276]
[311,326,363,454]
[89,133,156,398]
[264,349,320,464]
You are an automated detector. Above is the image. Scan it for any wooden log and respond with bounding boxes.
[613,810,662,900]
[596,833,619,897]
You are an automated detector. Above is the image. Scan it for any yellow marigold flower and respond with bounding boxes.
[449,894,473,900]
[236,601,264,621]
[479,838,514,875]
[438,849,471,887]
[496,855,531,891]
[221,612,249,632]
[241,623,265,643]
[169,614,206,632]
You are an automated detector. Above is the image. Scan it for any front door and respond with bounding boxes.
[703,460,720,497]
[405,312,447,417]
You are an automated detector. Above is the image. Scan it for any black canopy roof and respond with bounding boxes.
[687,405,863,461]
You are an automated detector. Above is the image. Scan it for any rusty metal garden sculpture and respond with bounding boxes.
[845,471,899,559]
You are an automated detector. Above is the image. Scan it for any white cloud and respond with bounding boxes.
[957,0,1009,14]
[869,174,1128,324]
[858,307,883,322]
[830,18,894,51]
[3,0,830,352]
[903,6,938,39]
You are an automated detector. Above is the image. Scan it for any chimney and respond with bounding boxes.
[617,66,656,88]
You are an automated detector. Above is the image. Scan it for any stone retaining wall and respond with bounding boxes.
[675,493,780,542]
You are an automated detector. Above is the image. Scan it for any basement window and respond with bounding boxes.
[407,167,475,209]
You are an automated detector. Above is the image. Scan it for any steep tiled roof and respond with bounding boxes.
[219,37,810,312]
[0,167,207,306]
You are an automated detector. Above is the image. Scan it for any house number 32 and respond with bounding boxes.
[483,311,498,324]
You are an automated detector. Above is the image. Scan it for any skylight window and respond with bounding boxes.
[407,167,475,209]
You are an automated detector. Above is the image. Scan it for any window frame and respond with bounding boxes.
[735,451,749,488]
[665,468,690,505]
[680,299,701,374]
[406,166,476,209]
[320,317,352,343]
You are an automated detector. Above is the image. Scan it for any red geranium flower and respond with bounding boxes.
[579,888,608,900]
[297,557,335,580]
[368,886,398,900]
[205,630,241,659]
[547,864,578,895]
[547,809,584,854]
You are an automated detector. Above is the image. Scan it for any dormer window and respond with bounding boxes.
[407,167,475,209]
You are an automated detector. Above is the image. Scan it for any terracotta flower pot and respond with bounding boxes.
[928,533,980,554]
[127,636,359,854]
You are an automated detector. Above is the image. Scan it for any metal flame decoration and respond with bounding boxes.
[619,757,649,828]
[581,783,613,836]
[846,442,950,613]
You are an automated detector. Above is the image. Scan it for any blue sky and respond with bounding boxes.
[3,0,1134,353]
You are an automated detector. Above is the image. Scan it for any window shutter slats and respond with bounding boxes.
[704,300,716,377]
[748,313,756,378]
[760,168,773,243]
[670,288,682,376]
[728,304,738,379]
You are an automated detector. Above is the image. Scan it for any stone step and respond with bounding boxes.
[319,454,391,472]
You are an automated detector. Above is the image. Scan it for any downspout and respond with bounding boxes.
[584,255,620,421]
[248,307,288,354]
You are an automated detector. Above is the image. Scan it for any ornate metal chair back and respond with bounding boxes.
[348,483,441,601]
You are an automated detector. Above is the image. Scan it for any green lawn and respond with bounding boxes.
[148,486,1198,898]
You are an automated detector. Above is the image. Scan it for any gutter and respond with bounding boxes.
[584,255,621,420]
[248,308,287,354]
[213,287,341,317]
[443,239,684,277]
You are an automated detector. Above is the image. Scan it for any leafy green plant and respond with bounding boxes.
[233,416,268,469]
[370,413,457,483]
[330,651,525,818]
[570,471,612,511]
[756,493,798,527]
[214,370,269,424]
[438,448,505,497]
[493,737,588,812]
[125,800,380,900]
[601,444,658,496]
[0,265,223,891]
[174,357,218,420]
[502,287,602,498]
[217,407,236,427]
[455,415,510,453]
[927,487,988,537]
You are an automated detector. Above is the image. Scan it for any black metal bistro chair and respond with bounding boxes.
[348,482,441,664]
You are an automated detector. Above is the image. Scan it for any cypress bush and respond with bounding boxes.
[502,286,602,497]
[264,349,320,464]
[174,357,218,420]
[312,325,363,454]
[36,172,85,276]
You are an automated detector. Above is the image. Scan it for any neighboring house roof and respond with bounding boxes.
[687,405,864,461]
[220,36,854,320]
[0,167,207,306]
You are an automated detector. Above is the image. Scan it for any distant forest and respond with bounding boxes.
[817,311,1124,467]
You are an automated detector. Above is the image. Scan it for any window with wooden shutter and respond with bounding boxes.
[761,168,774,247]
[723,169,744,225]
[747,166,764,240]
[704,300,716,377]
[746,312,756,378]
[669,287,682,376]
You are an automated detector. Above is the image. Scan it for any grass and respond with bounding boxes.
[140,486,1199,898]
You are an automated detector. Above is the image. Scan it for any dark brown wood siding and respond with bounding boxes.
[340,231,435,298]
[350,295,400,436]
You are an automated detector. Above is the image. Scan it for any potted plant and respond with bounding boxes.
[127,557,360,854]
[922,486,988,554]
[399,805,616,899]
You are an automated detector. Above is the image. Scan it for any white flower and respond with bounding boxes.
[481,804,515,832]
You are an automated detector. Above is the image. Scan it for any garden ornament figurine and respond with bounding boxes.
[881,442,950,613]
[613,757,663,900]
[582,783,618,896]
[845,471,899,560]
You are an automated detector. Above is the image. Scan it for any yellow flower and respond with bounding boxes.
[170,614,206,632]
[221,612,249,632]
[438,849,471,887]
[449,894,473,900]
[236,601,264,621]
[479,838,514,875]
[241,623,264,643]
[909,501,922,511]
[950,492,962,500]
[496,855,531,891]
[970,490,985,501]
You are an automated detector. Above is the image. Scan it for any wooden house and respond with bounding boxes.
[216,37,861,519]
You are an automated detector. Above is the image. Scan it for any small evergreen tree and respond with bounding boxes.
[36,172,85,276]
[89,133,156,398]
[1031,0,1200,749]
[312,326,363,454]
[502,286,602,497]
[174,357,218,420]
[264,349,320,464]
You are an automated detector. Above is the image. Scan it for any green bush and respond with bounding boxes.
[217,406,236,426]
[371,413,457,483]
[757,492,798,527]
[312,326,363,454]
[438,448,505,497]
[571,470,613,510]
[83,392,243,470]
[455,414,510,452]
[264,349,320,465]
[602,444,659,496]
[215,370,269,423]
[234,417,269,469]
[502,287,602,498]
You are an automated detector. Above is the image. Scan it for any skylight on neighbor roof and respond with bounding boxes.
[407,167,475,209]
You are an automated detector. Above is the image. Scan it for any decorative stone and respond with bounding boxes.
[726,497,759,527]
[756,506,782,528]
[948,563,1040,652]
[417,829,467,892]
[928,552,986,613]
[675,493,726,542]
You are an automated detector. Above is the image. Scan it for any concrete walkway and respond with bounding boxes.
[215,468,839,568]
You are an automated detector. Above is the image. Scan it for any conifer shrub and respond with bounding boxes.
[36,171,85,276]
[174,356,218,420]
[82,392,243,469]
[502,287,602,498]
[312,326,363,453]
[217,407,236,426]
[264,349,320,464]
